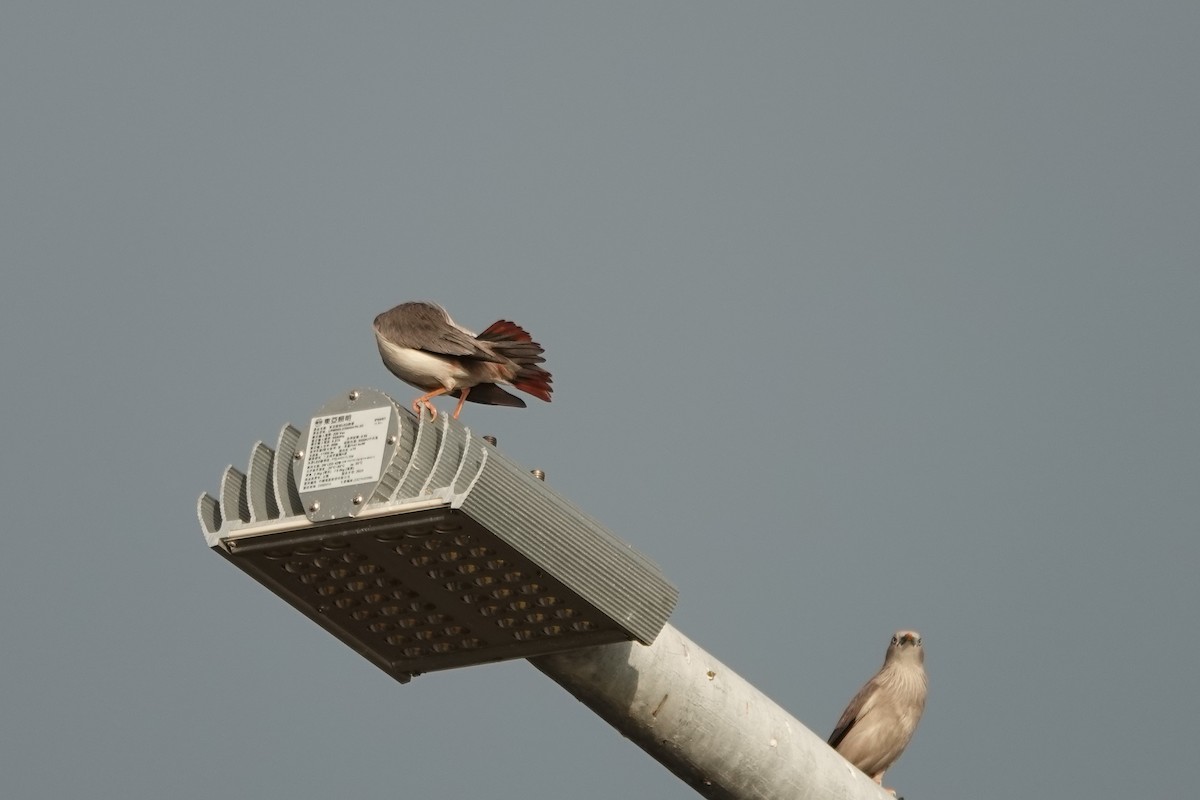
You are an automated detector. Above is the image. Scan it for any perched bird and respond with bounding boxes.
[372,301,552,421]
[828,631,927,794]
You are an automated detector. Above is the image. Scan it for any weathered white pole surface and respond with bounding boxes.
[530,623,894,800]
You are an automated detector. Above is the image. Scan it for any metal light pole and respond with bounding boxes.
[197,387,892,800]
[534,625,892,800]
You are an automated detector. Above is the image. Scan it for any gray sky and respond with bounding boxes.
[3,3,1197,798]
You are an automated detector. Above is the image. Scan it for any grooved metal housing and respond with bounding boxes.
[197,387,678,683]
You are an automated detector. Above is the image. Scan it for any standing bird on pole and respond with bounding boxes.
[372,301,553,421]
[828,630,927,796]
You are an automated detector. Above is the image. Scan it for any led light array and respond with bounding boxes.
[230,510,626,679]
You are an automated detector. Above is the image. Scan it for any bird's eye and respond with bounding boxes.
[916,637,922,645]
[891,635,899,645]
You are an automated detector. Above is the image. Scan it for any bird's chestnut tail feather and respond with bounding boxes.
[478,319,533,343]
[511,367,553,402]
[478,319,554,402]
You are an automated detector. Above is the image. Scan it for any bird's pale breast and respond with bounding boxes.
[374,335,470,390]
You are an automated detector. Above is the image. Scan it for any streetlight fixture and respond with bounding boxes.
[197,387,678,684]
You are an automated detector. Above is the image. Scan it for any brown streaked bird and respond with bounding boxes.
[828,630,927,795]
[372,301,552,421]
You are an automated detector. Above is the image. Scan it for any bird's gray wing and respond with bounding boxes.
[375,304,504,362]
[828,677,883,748]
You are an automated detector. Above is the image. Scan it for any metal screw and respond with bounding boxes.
[387,435,397,445]
[348,390,359,400]
[309,501,321,513]
[531,469,545,481]
[352,494,364,505]
[294,450,304,460]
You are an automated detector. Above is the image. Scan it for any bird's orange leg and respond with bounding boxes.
[876,776,900,798]
[413,388,450,421]
[451,387,470,419]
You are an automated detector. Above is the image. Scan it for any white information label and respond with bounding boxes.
[299,407,391,492]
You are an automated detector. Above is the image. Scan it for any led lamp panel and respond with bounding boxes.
[220,508,629,683]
